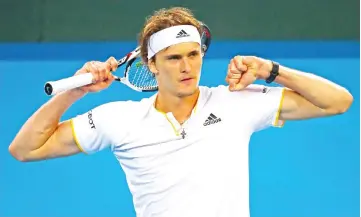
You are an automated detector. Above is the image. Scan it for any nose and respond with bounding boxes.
[181,58,191,74]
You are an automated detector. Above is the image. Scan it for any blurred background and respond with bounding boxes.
[0,0,359,217]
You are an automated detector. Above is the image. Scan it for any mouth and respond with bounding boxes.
[180,77,194,82]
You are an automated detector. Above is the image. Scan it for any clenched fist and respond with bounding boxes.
[225,56,273,91]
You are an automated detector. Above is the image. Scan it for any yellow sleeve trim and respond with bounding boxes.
[70,119,87,154]
[273,88,286,127]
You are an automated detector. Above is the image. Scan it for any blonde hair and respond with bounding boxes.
[138,7,202,64]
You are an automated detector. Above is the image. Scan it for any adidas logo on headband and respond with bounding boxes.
[176,30,190,38]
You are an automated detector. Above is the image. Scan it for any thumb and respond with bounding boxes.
[228,77,240,91]
[235,70,257,90]
[227,63,240,91]
[229,82,238,90]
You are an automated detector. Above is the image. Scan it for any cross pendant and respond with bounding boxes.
[181,128,186,139]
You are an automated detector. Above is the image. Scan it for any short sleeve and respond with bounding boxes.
[245,84,286,132]
[213,84,285,132]
[70,103,116,154]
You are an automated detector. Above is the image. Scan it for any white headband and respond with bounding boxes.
[147,25,201,59]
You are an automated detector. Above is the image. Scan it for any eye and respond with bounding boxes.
[167,55,181,60]
[189,51,199,57]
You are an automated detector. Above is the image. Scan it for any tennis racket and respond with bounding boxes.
[44,23,212,96]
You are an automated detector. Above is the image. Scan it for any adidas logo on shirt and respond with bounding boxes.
[203,113,222,126]
[176,30,190,38]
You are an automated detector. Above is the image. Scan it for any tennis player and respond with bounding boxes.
[9,7,353,217]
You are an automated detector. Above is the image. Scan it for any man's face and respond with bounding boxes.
[149,42,203,97]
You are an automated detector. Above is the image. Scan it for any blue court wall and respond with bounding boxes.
[0,41,359,217]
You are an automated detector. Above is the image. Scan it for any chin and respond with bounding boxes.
[176,85,199,97]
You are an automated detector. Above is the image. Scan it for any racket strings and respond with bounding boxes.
[134,63,145,86]
[127,60,157,90]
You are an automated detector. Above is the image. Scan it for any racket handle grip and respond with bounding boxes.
[44,73,93,96]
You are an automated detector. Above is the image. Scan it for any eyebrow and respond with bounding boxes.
[164,49,200,59]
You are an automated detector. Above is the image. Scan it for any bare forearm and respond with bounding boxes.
[275,65,353,112]
[10,90,86,155]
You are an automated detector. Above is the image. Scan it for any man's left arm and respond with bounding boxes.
[226,56,354,121]
[274,65,353,121]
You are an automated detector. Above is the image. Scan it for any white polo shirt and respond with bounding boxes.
[71,84,285,217]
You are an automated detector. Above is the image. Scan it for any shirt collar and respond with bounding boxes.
[149,86,210,115]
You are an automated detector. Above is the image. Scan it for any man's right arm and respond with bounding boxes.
[9,57,118,162]
[9,90,86,162]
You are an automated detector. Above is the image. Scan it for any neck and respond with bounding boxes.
[155,89,200,124]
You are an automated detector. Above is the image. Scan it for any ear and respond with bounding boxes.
[148,59,158,76]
